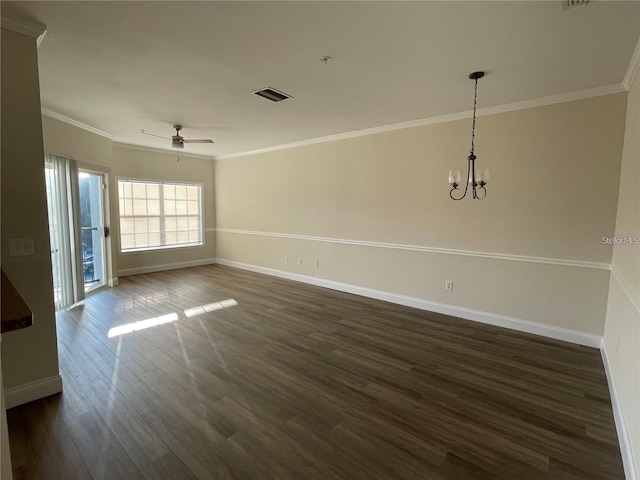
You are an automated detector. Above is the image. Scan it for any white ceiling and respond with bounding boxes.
[2,1,639,158]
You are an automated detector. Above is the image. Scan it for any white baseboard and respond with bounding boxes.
[214,259,602,348]
[601,340,638,480]
[118,258,216,277]
[4,374,63,409]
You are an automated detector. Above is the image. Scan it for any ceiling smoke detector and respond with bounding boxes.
[253,87,292,102]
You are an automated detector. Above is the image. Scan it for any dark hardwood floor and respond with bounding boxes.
[7,265,624,479]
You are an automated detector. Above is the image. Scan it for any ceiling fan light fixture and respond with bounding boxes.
[141,124,212,149]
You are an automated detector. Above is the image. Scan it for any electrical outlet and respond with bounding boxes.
[616,336,621,355]
[284,255,289,263]
[314,259,319,268]
[445,281,453,291]
[297,257,302,265]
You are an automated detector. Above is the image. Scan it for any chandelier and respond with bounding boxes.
[449,71,489,200]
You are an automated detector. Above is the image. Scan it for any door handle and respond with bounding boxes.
[104,226,110,238]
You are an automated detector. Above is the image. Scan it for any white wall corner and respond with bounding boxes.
[109,276,119,287]
[623,36,640,91]
[4,374,63,409]
[600,340,638,480]
[1,15,47,45]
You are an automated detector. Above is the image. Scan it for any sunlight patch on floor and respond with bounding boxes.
[107,312,179,338]
[184,299,238,318]
[107,299,238,337]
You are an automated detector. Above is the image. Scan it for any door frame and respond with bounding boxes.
[77,162,115,294]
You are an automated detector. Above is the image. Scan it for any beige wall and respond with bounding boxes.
[112,146,216,275]
[604,70,640,476]
[42,115,112,167]
[1,29,60,392]
[215,93,626,338]
[41,115,119,286]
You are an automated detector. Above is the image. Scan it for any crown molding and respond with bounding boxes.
[623,36,640,91]
[112,142,215,161]
[216,83,625,160]
[42,109,114,138]
[1,15,47,46]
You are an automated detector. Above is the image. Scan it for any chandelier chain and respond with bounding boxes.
[470,76,478,156]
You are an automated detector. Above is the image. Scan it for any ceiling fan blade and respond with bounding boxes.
[141,129,170,140]
[183,139,214,144]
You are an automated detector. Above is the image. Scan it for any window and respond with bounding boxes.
[118,179,203,252]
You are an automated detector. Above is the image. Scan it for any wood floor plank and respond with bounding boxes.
[7,264,625,479]
[140,452,196,480]
[160,424,236,480]
[74,374,170,469]
[64,410,142,479]
[7,397,91,480]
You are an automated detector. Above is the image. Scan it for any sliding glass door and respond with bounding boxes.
[45,156,110,309]
[79,170,107,293]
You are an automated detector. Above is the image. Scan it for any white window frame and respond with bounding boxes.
[117,178,204,253]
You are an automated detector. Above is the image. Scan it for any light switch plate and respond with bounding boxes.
[8,238,35,257]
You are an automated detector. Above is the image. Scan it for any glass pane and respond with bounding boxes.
[165,231,177,245]
[118,181,130,199]
[147,199,160,215]
[163,184,175,199]
[165,216,177,231]
[148,217,160,233]
[121,234,134,250]
[134,217,148,233]
[134,233,148,247]
[176,216,189,230]
[187,186,199,201]
[176,200,188,215]
[164,199,176,215]
[148,232,161,246]
[80,171,106,292]
[132,198,147,216]
[175,185,187,200]
[120,218,134,234]
[146,183,160,199]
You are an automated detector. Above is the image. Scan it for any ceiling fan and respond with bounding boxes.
[141,124,213,149]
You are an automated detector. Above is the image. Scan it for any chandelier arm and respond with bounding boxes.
[470,153,477,199]
[450,185,465,200]
[450,154,473,200]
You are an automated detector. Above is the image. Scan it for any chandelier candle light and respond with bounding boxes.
[449,71,489,200]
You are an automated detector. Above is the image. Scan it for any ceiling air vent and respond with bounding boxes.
[253,87,292,102]
[564,0,588,9]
